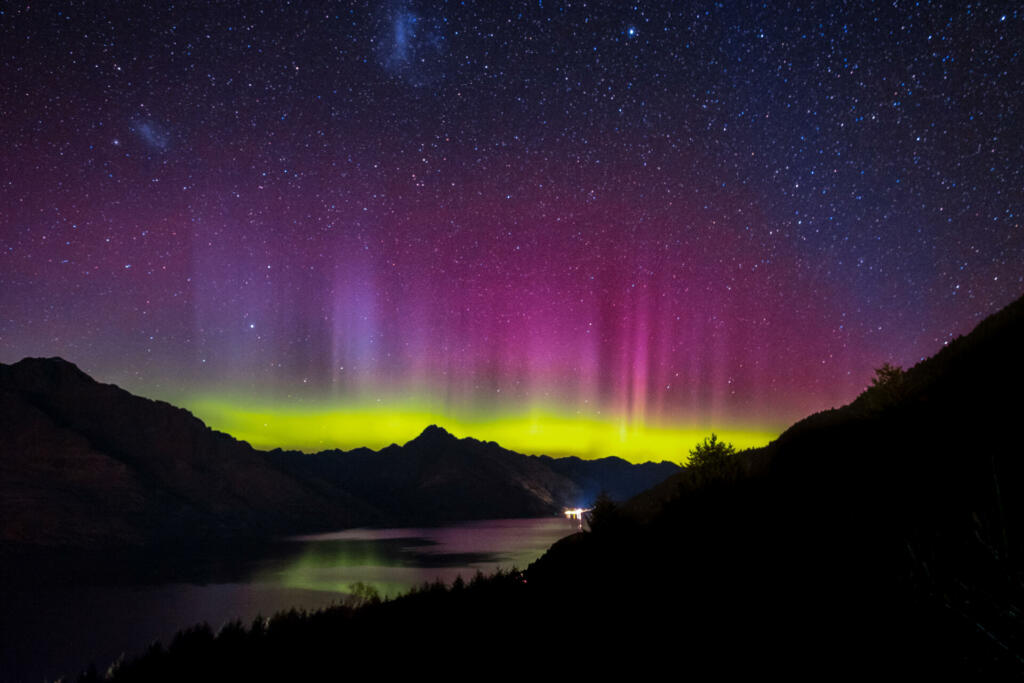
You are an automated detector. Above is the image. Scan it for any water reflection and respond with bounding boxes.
[1,517,577,683]
[264,517,576,597]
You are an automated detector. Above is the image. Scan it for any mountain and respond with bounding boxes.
[263,427,679,525]
[0,358,375,549]
[86,293,1024,680]
[624,291,1024,521]
[527,290,1024,674]
[0,360,679,550]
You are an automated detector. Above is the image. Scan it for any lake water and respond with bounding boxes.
[1,517,579,682]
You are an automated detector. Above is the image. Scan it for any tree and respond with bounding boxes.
[585,490,620,534]
[871,362,905,390]
[868,362,906,408]
[344,581,381,608]
[687,433,736,471]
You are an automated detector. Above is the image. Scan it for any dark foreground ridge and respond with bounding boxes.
[68,291,1024,679]
[0,359,678,551]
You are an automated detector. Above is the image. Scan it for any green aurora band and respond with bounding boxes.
[185,393,779,463]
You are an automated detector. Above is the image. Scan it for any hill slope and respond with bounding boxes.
[531,290,1024,674]
[0,358,375,548]
[0,360,679,549]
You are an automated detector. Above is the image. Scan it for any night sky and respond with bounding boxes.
[2,1,1021,461]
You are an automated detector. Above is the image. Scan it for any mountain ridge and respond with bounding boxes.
[528,289,1024,674]
[0,360,679,550]
[622,291,1024,520]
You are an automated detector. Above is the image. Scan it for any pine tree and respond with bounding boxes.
[687,433,736,470]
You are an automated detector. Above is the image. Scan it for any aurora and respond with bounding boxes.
[186,392,779,462]
[2,2,1020,463]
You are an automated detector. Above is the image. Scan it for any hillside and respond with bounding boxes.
[0,359,679,550]
[625,291,1024,521]
[0,358,375,549]
[530,290,1024,674]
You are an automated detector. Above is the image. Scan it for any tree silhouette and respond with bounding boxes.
[687,433,736,471]
[868,362,906,408]
[871,362,905,389]
[585,490,619,534]
[344,581,381,607]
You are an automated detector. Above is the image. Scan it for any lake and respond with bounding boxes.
[1,517,579,682]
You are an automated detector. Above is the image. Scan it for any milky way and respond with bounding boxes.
[1,2,1021,460]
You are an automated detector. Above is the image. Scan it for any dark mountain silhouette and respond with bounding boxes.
[0,360,678,550]
[623,290,1024,522]
[527,290,1024,674]
[80,291,1024,679]
[538,453,679,505]
[0,358,374,549]
[263,426,678,525]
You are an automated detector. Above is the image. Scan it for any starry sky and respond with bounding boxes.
[1,1,1021,461]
